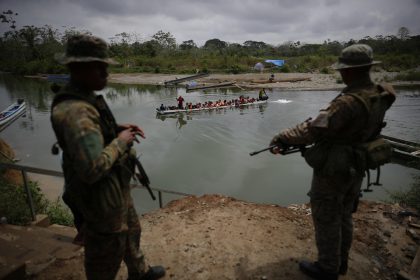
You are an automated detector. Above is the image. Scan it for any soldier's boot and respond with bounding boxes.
[139,266,165,280]
[339,259,348,275]
[299,261,338,280]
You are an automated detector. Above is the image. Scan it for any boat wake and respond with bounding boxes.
[271,99,292,104]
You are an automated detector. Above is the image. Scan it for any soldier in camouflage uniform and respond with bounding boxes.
[51,34,165,280]
[270,44,395,280]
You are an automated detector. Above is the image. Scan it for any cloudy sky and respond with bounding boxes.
[1,0,419,46]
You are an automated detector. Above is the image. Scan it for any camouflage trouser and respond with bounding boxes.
[309,171,363,274]
[84,206,146,280]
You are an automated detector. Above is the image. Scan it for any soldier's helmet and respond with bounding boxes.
[56,34,117,65]
[332,44,381,70]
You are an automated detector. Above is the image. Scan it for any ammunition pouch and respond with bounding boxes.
[304,141,330,170]
[359,138,393,170]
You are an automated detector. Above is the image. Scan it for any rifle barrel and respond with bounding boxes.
[249,145,277,156]
[250,145,307,156]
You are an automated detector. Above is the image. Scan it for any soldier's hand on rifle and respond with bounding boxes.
[118,124,145,139]
[269,134,285,154]
[118,128,139,145]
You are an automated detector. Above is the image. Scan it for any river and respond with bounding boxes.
[1,74,419,213]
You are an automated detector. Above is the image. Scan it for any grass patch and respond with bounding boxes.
[0,178,73,226]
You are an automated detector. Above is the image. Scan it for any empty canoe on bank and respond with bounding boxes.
[186,81,236,92]
[382,135,420,166]
[251,77,311,84]
[164,73,210,86]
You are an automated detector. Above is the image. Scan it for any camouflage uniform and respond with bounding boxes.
[271,44,395,276]
[51,35,147,280]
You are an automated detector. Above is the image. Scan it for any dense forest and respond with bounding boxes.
[1,10,419,77]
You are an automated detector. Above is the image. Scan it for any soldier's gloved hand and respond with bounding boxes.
[269,134,287,154]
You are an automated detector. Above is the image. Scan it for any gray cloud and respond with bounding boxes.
[0,0,419,45]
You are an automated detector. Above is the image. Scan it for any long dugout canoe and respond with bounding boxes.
[164,73,210,86]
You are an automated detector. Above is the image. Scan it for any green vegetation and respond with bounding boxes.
[0,10,419,77]
[0,178,73,226]
[388,176,420,213]
[395,71,420,81]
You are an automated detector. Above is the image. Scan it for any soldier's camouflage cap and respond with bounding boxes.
[332,44,381,70]
[56,34,117,65]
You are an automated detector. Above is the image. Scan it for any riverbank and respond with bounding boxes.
[108,72,420,90]
[33,194,419,280]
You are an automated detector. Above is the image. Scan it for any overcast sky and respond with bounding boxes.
[1,0,420,46]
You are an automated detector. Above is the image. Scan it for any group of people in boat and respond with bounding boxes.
[159,92,268,112]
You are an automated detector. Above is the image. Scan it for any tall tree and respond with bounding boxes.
[397,26,410,40]
[180,40,197,50]
[204,38,227,50]
[152,30,176,49]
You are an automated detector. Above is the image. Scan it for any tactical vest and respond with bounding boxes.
[304,83,395,175]
[346,83,395,143]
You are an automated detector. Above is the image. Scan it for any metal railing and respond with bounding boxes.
[0,162,192,221]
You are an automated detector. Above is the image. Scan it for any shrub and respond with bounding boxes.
[0,178,73,226]
[229,65,242,74]
[0,179,47,225]
[45,198,74,226]
[320,67,332,74]
[280,64,291,73]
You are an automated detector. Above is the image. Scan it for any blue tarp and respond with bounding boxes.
[265,59,285,67]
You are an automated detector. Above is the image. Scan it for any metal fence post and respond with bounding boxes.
[21,170,36,221]
[158,191,163,208]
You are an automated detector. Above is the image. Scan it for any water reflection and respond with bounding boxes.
[156,113,190,130]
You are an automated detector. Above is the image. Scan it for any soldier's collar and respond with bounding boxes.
[64,82,96,102]
[342,78,374,93]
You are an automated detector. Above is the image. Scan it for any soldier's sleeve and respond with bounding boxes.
[54,101,127,183]
[278,95,361,145]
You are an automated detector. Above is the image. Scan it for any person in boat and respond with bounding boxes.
[269,44,395,280]
[159,104,166,111]
[259,88,269,101]
[176,96,185,109]
[50,34,165,280]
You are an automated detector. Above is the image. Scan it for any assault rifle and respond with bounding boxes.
[249,144,309,156]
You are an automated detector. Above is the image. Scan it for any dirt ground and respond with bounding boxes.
[108,72,420,91]
[34,194,419,280]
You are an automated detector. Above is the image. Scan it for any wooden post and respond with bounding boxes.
[410,248,420,278]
